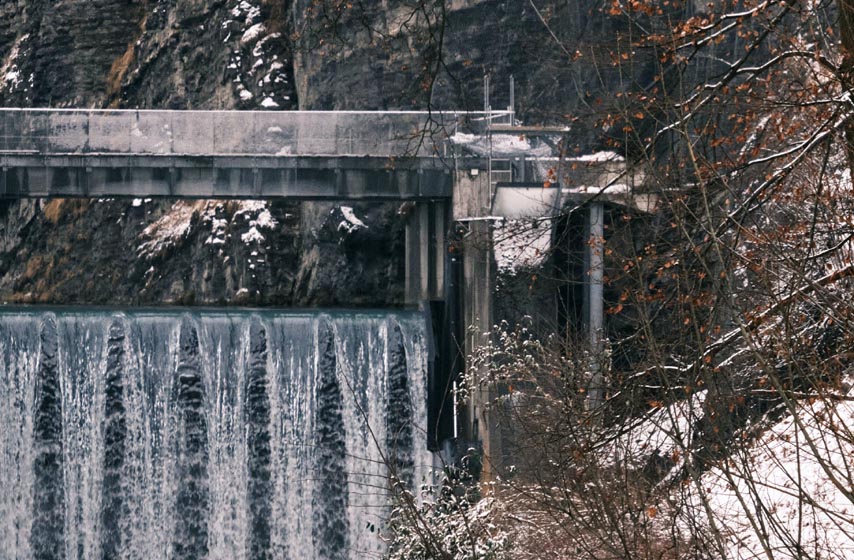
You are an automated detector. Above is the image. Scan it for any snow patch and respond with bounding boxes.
[2,34,29,90]
[241,227,265,244]
[240,23,266,45]
[685,392,854,559]
[204,216,228,246]
[607,390,706,471]
[137,201,199,260]
[493,219,552,272]
[238,201,278,244]
[337,206,367,234]
[260,97,279,108]
[574,150,624,162]
[450,132,554,157]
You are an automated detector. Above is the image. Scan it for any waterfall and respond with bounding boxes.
[0,309,432,559]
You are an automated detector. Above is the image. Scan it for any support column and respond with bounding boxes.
[419,203,431,300]
[405,200,448,305]
[405,204,425,305]
[453,168,498,479]
[586,202,605,410]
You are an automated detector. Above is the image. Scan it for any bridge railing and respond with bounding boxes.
[0,109,511,158]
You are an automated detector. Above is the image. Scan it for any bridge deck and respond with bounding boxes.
[0,109,506,199]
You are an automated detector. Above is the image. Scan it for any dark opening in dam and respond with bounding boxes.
[0,308,432,559]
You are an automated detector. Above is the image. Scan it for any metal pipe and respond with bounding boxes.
[587,202,605,409]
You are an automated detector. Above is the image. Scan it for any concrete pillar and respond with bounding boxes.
[431,202,446,300]
[419,203,431,300]
[453,168,499,479]
[405,200,448,304]
[404,206,422,305]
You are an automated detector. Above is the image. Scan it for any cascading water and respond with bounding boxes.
[0,309,433,559]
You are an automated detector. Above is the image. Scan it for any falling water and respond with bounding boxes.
[0,309,433,559]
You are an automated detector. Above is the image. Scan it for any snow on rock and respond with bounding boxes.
[205,216,228,245]
[137,200,278,259]
[1,34,29,91]
[684,393,854,559]
[240,22,266,44]
[337,206,367,234]
[227,0,290,110]
[231,0,261,24]
[137,201,199,260]
[241,227,265,244]
[238,201,278,244]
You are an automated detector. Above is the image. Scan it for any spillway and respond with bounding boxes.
[0,308,432,559]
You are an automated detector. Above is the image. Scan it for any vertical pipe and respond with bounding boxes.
[508,75,515,125]
[483,74,490,115]
[586,202,605,409]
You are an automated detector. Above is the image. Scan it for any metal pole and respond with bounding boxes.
[587,202,605,410]
[508,75,515,125]
[483,73,490,115]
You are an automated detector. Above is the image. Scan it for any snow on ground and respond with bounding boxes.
[574,150,623,163]
[606,390,706,471]
[684,394,854,559]
[450,132,555,157]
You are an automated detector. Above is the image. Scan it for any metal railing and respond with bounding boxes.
[0,109,512,158]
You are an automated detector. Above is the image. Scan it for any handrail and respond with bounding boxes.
[0,109,511,158]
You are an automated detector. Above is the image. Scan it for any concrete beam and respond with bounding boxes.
[0,155,457,200]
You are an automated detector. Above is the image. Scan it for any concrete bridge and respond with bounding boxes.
[0,109,506,200]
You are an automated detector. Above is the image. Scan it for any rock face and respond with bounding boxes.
[0,198,403,306]
[292,0,663,152]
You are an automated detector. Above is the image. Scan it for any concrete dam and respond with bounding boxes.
[0,108,632,558]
